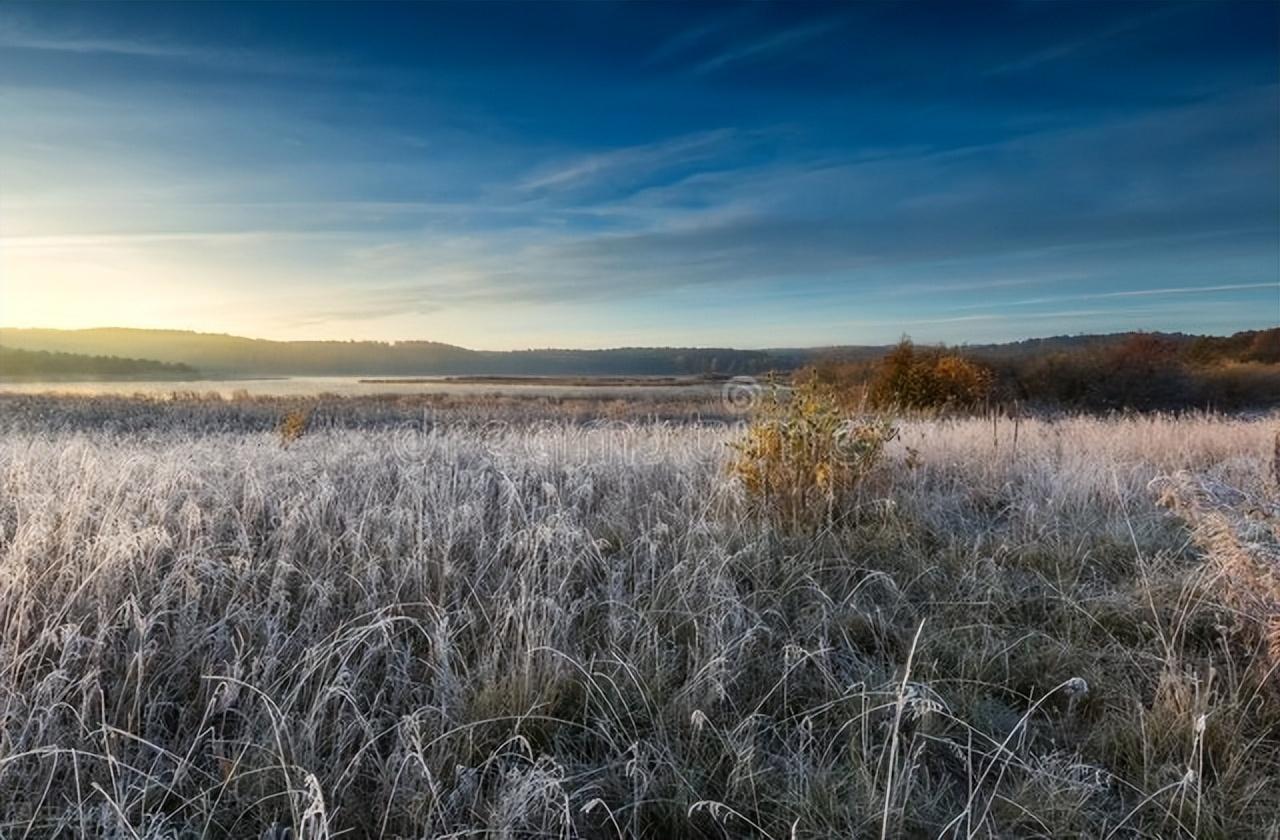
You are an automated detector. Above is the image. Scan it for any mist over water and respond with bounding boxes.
[0,375,725,399]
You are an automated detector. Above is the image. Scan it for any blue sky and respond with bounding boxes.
[1,1,1276,348]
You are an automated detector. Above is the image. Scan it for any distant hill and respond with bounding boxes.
[0,327,1267,378]
[0,328,787,376]
[0,345,198,379]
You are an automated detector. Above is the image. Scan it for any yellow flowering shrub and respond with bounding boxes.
[731,378,896,529]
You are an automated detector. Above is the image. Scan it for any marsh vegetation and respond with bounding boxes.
[0,393,1276,837]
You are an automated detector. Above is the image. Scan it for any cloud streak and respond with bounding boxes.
[961,283,1278,310]
[0,12,355,79]
[688,17,846,75]
[983,4,1187,77]
[518,129,737,193]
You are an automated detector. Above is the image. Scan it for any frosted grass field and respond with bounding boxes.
[0,396,1276,838]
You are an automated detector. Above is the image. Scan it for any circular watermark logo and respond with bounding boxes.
[475,419,513,460]
[386,412,437,466]
[390,418,436,465]
[721,376,763,412]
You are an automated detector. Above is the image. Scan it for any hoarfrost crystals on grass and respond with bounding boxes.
[0,397,1275,836]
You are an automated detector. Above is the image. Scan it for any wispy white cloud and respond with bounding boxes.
[958,282,1278,310]
[689,17,845,76]
[0,31,204,60]
[0,16,347,78]
[1098,282,1278,298]
[646,12,743,66]
[841,309,1120,328]
[983,4,1187,77]
[518,129,737,192]
[0,231,355,250]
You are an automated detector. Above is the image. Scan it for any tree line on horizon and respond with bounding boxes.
[806,328,1280,412]
[0,346,197,379]
[0,328,791,377]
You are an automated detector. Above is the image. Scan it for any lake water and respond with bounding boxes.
[0,376,725,400]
